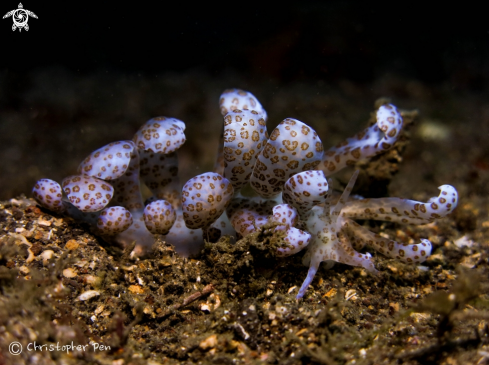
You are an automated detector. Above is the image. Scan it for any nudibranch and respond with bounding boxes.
[181,172,234,231]
[223,109,268,191]
[250,117,324,198]
[320,103,403,175]
[212,89,458,299]
[215,89,268,177]
[33,120,184,255]
[288,170,458,298]
[32,88,459,299]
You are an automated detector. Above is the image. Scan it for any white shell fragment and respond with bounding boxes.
[181,172,234,229]
[96,206,133,236]
[61,175,114,212]
[133,117,186,154]
[32,178,66,213]
[251,118,324,198]
[78,141,135,180]
[321,104,403,175]
[143,199,176,235]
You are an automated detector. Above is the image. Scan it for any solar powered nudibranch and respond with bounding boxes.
[33,88,458,298]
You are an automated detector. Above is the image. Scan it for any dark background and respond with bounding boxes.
[2,2,488,86]
[1,2,488,199]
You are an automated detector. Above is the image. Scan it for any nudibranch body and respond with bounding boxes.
[321,104,403,175]
[293,171,458,298]
[213,90,458,299]
[250,118,324,198]
[32,88,459,299]
[33,119,186,255]
[181,172,234,230]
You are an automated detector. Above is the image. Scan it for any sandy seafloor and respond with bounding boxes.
[0,68,488,365]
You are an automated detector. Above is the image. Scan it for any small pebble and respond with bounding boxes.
[128,285,144,294]
[63,268,77,278]
[37,219,52,227]
[78,290,100,301]
[41,250,55,266]
[65,240,79,250]
[199,334,218,350]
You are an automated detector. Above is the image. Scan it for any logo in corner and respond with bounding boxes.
[3,3,37,32]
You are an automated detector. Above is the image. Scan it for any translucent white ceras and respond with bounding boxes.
[133,117,186,154]
[96,206,133,236]
[32,177,134,238]
[78,139,154,251]
[32,178,66,213]
[219,88,268,120]
[341,184,458,224]
[339,184,458,262]
[296,170,459,299]
[215,89,267,176]
[251,118,324,198]
[270,204,312,257]
[61,174,114,213]
[78,141,134,180]
[143,200,176,235]
[181,172,234,229]
[226,197,276,237]
[223,109,268,190]
[321,104,403,175]
[271,204,299,229]
[134,117,186,208]
[283,170,330,219]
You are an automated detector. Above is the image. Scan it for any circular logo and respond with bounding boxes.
[12,9,28,27]
[9,341,23,355]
